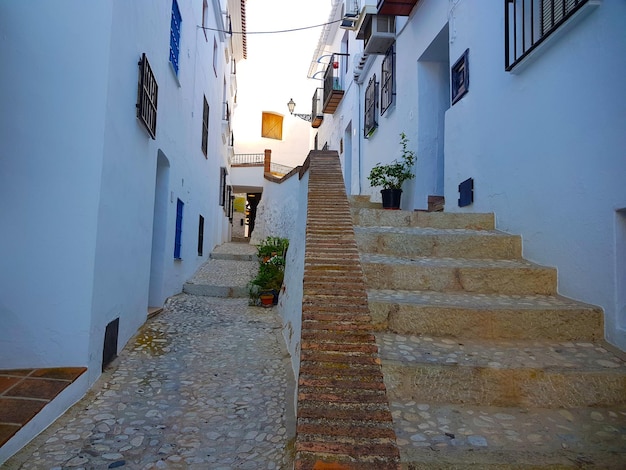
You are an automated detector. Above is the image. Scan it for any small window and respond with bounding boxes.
[364,75,378,138]
[198,215,204,256]
[213,37,218,76]
[261,112,283,140]
[505,0,594,71]
[219,167,227,207]
[169,0,182,75]
[226,186,234,219]
[381,45,395,115]
[451,49,469,105]
[202,0,208,41]
[202,96,209,157]
[137,53,158,139]
[174,198,184,259]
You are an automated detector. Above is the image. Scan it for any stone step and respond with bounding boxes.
[183,258,257,298]
[390,400,626,469]
[352,207,495,230]
[210,241,257,261]
[209,252,255,261]
[362,253,557,295]
[354,226,522,260]
[377,332,626,409]
[348,195,381,209]
[368,290,604,341]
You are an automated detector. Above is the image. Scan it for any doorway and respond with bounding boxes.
[617,209,626,331]
[344,122,353,194]
[148,150,170,308]
[415,24,450,209]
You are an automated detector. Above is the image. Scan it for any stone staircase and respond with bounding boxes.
[182,242,257,298]
[350,196,626,468]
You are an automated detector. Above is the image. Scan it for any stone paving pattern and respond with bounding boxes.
[183,243,258,298]
[5,292,295,469]
[350,196,626,468]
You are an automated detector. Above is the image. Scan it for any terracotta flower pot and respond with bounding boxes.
[259,294,274,307]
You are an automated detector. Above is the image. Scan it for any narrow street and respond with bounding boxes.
[5,293,296,469]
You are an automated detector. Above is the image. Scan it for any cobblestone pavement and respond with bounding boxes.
[5,294,295,469]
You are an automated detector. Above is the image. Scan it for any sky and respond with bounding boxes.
[232,0,334,166]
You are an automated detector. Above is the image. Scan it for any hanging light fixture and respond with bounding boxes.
[286,98,312,122]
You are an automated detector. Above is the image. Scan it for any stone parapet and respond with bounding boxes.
[295,151,401,469]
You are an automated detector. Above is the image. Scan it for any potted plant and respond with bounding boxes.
[367,132,416,209]
[249,237,289,307]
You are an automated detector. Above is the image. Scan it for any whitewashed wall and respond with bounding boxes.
[0,0,238,391]
[443,1,626,350]
[311,1,625,350]
[0,1,112,372]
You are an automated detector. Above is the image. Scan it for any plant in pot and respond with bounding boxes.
[249,237,289,307]
[367,132,416,209]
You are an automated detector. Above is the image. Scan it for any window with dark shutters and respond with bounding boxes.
[137,53,158,139]
[202,97,209,156]
[198,215,204,256]
[364,75,378,138]
[381,45,395,115]
[174,199,184,259]
[170,0,182,75]
[505,0,590,71]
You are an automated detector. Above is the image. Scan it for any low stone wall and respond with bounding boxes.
[294,151,400,469]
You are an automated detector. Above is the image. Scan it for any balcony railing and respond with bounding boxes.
[322,54,347,114]
[505,0,589,71]
[311,88,324,128]
[229,153,264,166]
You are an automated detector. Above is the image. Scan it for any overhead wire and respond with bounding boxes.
[199,18,343,35]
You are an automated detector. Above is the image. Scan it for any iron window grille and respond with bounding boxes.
[505,0,589,71]
[381,45,395,115]
[169,0,182,75]
[202,97,209,156]
[222,101,230,122]
[136,53,158,139]
[227,186,234,221]
[451,49,469,105]
[364,74,378,138]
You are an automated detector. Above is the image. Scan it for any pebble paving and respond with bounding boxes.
[5,294,295,469]
[377,333,626,370]
[379,334,626,467]
[390,400,626,466]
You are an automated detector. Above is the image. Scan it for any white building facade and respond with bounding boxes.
[0,0,245,411]
[311,0,626,351]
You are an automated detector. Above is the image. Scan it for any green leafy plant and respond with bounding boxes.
[256,236,289,261]
[249,237,289,305]
[367,132,416,190]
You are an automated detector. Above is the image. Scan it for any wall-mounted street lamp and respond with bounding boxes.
[287,98,312,122]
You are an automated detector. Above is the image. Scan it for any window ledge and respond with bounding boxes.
[509,0,601,74]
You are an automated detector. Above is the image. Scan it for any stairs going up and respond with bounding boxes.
[182,242,257,298]
[350,195,626,468]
